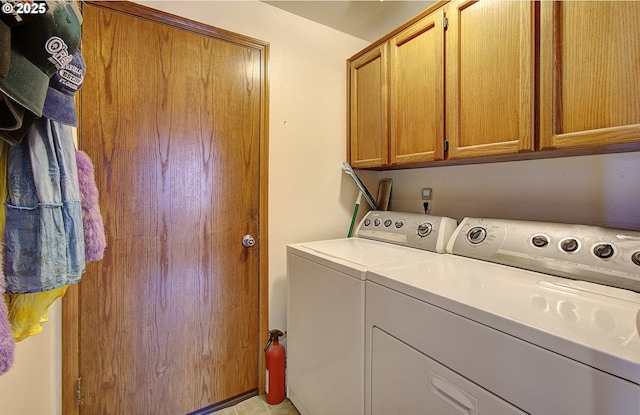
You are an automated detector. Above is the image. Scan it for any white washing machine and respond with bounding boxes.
[287,211,457,415]
[366,217,640,415]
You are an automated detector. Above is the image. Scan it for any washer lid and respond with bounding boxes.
[367,254,640,384]
[287,238,432,272]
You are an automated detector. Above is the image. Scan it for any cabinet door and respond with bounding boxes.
[446,0,535,159]
[349,45,389,168]
[390,11,445,165]
[539,2,640,151]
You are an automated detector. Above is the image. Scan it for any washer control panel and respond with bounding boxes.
[355,211,458,253]
[447,217,640,292]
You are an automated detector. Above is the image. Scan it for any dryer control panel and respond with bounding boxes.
[355,211,458,253]
[447,217,640,292]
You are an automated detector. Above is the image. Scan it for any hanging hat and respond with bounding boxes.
[42,48,85,126]
[0,19,9,77]
[12,1,82,77]
[0,93,38,145]
[0,1,81,118]
[0,47,49,118]
[0,19,40,144]
[0,92,24,130]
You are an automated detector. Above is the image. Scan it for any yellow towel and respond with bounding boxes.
[5,287,68,342]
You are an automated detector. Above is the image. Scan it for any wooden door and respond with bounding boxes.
[348,45,389,168]
[390,8,445,165]
[539,1,640,151]
[62,3,269,415]
[445,0,535,159]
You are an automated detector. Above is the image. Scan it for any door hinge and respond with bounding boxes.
[76,377,84,406]
[444,139,449,152]
[442,10,448,30]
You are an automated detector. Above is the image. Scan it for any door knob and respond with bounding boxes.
[242,235,256,248]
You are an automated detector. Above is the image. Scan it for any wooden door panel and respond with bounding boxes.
[446,0,534,159]
[349,45,389,168]
[390,10,444,165]
[65,3,266,414]
[539,1,640,150]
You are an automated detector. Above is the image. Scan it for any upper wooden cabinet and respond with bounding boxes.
[348,7,445,168]
[390,11,445,165]
[539,1,640,151]
[445,0,535,159]
[349,45,389,168]
[348,0,640,169]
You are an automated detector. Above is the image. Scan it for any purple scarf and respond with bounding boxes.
[75,150,106,262]
[0,248,15,375]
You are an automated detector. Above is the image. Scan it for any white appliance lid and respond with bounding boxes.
[294,238,433,267]
[367,254,640,384]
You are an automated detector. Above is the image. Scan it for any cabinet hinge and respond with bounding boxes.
[444,139,449,152]
[76,377,84,406]
[442,11,448,30]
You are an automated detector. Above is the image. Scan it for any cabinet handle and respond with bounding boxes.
[429,371,478,415]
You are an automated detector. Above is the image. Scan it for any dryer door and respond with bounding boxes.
[371,328,527,415]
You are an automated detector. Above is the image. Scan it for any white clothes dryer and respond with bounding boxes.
[365,217,640,415]
[287,211,457,415]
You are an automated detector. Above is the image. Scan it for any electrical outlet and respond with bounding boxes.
[421,188,432,201]
[421,188,432,213]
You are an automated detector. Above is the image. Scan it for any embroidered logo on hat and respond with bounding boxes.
[43,48,85,126]
[45,35,74,69]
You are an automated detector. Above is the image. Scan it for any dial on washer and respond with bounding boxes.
[466,226,487,244]
[417,222,432,238]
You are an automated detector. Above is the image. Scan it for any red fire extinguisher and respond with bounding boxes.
[264,329,286,405]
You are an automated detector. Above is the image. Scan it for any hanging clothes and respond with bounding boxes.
[0,250,14,370]
[75,149,106,262]
[0,143,15,373]
[5,286,67,342]
[4,117,85,294]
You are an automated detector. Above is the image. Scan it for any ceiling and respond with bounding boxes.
[262,1,437,42]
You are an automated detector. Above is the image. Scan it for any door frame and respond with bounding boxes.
[61,2,269,413]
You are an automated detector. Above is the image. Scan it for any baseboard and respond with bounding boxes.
[186,389,259,415]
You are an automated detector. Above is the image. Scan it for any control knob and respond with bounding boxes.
[531,235,550,248]
[560,238,580,253]
[466,226,487,245]
[593,243,614,259]
[417,222,433,238]
[632,252,640,267]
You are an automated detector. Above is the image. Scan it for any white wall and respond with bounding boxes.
[0,2,368,414]
[380,152,640,232]
[0,304,61,415]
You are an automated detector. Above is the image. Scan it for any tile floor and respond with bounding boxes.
[215,395,301,415]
